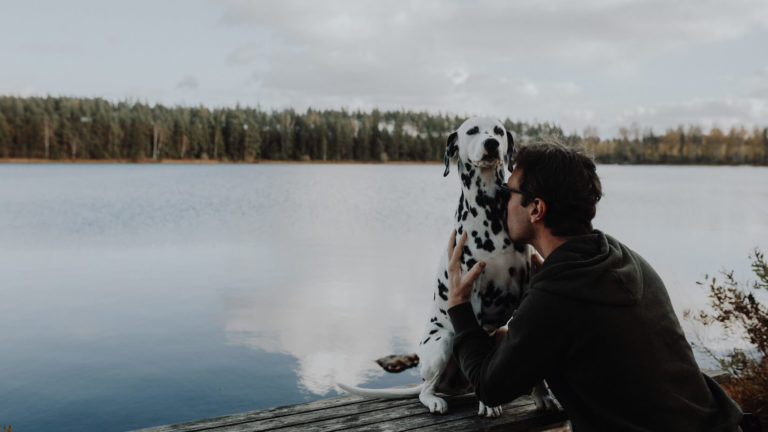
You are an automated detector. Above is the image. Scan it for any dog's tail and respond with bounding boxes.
[337,381,424,399]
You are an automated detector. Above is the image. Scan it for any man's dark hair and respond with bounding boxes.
[513,141,603,237]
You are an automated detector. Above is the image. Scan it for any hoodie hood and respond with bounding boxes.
[530,231,644,306]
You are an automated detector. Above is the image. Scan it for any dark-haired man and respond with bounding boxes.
[446,142,744,431]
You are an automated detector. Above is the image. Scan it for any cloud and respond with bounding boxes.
[18,42,81,55]
[210,0,768,136]
[611,97,768,133]
[219,0,768,65]
[745,66,768,98]
[176,75,199,90]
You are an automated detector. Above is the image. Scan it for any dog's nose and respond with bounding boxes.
[484,139,500,154]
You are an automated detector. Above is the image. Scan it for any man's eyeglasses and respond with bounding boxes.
[497,183,528,197]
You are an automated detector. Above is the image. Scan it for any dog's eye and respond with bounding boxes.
[466,126,479,135]
[494,126,504,136]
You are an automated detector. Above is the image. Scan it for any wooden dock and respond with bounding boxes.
[131,370,730,431]
[130,392,569,432]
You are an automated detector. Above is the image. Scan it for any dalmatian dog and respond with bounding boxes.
[338,117,555,417]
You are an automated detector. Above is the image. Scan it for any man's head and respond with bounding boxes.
[504,141,602,243]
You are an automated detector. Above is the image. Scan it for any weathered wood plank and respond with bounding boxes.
[132,394,563,432]
[529,422,571,432]
[129,394,374,432]
[402,402,567,432]
[199,399,421,432]
[318,397,564,432]
[132,371,726,432]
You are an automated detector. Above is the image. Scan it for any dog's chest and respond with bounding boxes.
[471,245,525,327]
[454,222,526,328]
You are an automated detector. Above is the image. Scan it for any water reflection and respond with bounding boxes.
[221,235,436,395]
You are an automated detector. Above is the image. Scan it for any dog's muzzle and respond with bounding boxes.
[481,138,500,161]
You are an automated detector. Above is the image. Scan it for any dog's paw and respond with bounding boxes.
[477,401,503,418]
[375,353,419,373]
[419,392,448,414]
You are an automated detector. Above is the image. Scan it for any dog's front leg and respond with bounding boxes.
[417,331,453,414]
[418,374,448,414]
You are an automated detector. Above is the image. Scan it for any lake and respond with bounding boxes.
[1,163,767,431]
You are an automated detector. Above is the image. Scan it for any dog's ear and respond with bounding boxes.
[505,130,516,173]
[444,131,458,177]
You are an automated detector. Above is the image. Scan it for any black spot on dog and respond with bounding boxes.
[463,246,472,256]
[422,337,430,345]
[490,217,503,235]
[438,280,449,301]
[504,238,511,246]
[508,267,517,277]
[435,336,441,341]
[475,192,488,209]
[444,270,448,279]
[457,226,463,235]
[484,230,490,238]
[435,322,444,328]
[430,316,438,323]
[474,236,484,250]
[462,210,468,221]
[460,166,473,189]
[481,238,495,252]
[481,283,501,308]
[469,207,478,217]
[467,126,479,135]
[514,242,526,253]
[471,230,478,237]
[466,258,477,269]
[429,329,439,335]
[439,308,447,315]
[483,221,489,227]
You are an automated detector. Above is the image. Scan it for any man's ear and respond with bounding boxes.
[444,131,458,177]
[529,198,546,224]
[505,131,516,173]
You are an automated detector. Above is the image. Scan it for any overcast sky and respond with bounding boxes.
[2,0,767,137]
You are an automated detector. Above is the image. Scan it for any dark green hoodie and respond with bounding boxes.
[449,231,743,431]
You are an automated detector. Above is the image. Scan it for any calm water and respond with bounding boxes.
[1,163,767,431]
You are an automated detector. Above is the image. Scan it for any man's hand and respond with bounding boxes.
[447,229,486,308]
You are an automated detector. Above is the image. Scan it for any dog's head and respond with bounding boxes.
[444,117,515,177]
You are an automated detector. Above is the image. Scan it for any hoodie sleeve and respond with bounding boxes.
[449,292,563,406]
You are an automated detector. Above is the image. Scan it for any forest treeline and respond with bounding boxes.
[1,96,767,164]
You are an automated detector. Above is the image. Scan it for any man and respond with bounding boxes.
[446,142,744,431]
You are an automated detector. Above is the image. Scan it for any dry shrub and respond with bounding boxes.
[686,249,768,425]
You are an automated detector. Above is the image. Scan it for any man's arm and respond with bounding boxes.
[445,230,560,406]
[449,292,560,406]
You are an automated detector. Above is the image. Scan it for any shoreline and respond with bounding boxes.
[1,158,764,167]
[0,158,443,165]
